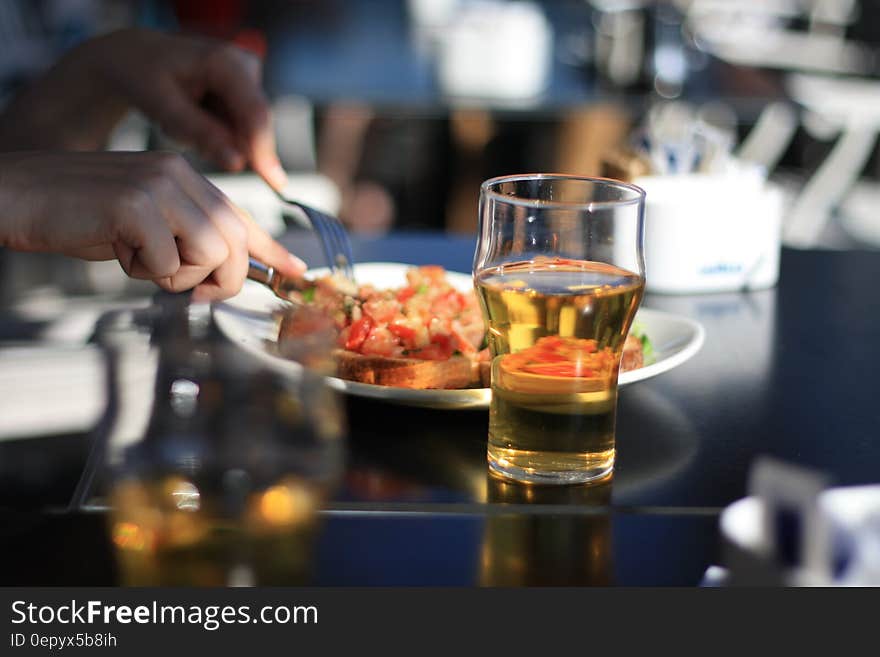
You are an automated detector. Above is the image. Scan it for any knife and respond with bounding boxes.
[247,257,316,303]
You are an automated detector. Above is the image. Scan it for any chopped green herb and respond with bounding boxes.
[639,333,655,364]
[417,284,429,294]
[302,287,316,303]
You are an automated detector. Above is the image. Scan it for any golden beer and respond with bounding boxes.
[476,257,643,483]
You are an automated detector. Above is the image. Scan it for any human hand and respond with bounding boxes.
[0,28,287,190]
[0,151,305,301]
[88,28,288,189]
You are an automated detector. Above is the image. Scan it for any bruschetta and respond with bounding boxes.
[277,266,648,389]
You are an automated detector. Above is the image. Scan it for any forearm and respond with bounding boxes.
[0,37,130,152]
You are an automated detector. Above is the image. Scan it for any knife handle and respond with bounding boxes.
[248,258,275,286]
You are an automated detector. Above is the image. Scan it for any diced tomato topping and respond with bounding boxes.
[388,322,416,343]
[408,343,453,361]
[522,362,594,377]
[312,265,487,363]
[431,290,463,316]
[450,324,477,354]
[360,326,400,357]
[393,321,430,349]
[532,350,569,363]
[362,298,400,324]
[539,336,564,349]
[345,317,373,351]
[397,287,417,303]
[418,265,446,281]
[503,335,612,378]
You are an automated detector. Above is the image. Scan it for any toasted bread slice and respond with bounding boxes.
[334,349,478,389]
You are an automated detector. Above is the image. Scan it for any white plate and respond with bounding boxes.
[213,262,705,409]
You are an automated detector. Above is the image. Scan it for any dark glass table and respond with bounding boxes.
[2,233,879,586]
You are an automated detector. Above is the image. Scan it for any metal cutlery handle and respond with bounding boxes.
[248,257,276,286]
[248,257,322,302]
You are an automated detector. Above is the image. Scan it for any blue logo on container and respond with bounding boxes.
[699,263,743,275]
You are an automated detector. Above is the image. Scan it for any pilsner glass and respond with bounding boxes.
[474,174,645,484]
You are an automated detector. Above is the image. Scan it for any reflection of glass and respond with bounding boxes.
[108,314,344,586]
[480,474,613,586]
[474,175,645,484]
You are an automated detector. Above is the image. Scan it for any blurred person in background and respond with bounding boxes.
[0,3,303,301]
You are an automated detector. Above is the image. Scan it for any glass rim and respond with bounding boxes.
[480,173,646,210]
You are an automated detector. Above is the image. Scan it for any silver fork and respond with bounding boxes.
[271,189,356,282]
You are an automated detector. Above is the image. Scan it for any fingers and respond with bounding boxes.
[103,153,296,301]
[157,191,236,296]
[238,210,307,277]
[245,112,288,192]
[111,192,180,280]
[187,201,248,302]
[6,151,258,301]
[106,157,245,300]
[167,164,252,300]
[173,169,306,289]
[203,45,288,190]
[148,79,245,171]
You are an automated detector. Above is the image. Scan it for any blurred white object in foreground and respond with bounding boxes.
[721,459,880,586]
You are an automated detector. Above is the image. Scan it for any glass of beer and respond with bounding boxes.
[474,174,645,484]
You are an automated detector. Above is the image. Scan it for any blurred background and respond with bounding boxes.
[3,1,880,586]
[4,0,880,299]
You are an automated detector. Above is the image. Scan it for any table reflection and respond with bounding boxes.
[341,383,701,509]
[644,288,778,397]
[480,475,613,586]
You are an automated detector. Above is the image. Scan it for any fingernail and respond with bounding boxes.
[268,162,288,191]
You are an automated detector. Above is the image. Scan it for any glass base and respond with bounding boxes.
[487,445,614,485]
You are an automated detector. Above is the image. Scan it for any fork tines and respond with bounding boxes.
[276,195,356,282]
